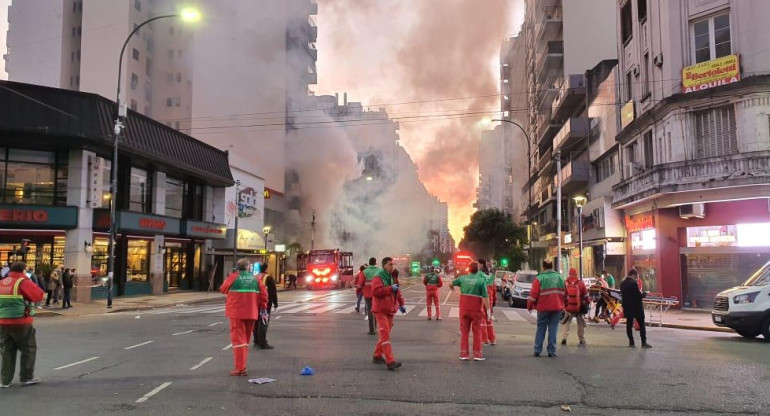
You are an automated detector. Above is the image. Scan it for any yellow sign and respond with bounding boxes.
[263,189,271,199]
[620,100,635,129]
[682,54,740,94]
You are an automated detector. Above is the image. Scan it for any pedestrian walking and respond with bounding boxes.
[527,259,566,358]
[560,268,589,346]
[220,259,267,376]
[253,262,278,350]
[0,261,45,388]
[362,257,379,335]
[371,257,404,370]
[603,270,616,289]
[423,267,443,320]
[450,262,490,361]
[478,259,496,346]
[62,268,74,309]
[620,269,651,349]
[354,265,366,313]
[45,266,62,307]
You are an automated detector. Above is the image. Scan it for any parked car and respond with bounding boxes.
[712,260,770,340]
[494,270,514,294]
[504,270,538,308]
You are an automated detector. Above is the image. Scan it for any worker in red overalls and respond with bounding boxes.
[371,256,405,370]
[450,262,490,361]
[362,257,379,335]
[354,265,366,313]
[423,267,443,320]
[220,259,267,376]
[478,259,496,346]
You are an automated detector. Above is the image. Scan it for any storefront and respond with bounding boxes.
[1,80,234,302]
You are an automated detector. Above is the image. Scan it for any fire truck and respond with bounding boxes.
[297,249,354,290]
[453,250,474,275]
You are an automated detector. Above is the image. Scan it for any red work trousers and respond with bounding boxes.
[229,318,256,372]
[373,313,395,364]
[459,312,483,359]
[480,308,495,344]
[425,288,440,319]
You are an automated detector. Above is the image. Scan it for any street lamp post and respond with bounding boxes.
[262,225,272,272]
[573,195,587,280]
[106,8,201,308]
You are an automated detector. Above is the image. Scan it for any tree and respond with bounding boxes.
[459,209,528,270]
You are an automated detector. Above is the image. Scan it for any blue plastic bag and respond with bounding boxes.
[300,366,315,376]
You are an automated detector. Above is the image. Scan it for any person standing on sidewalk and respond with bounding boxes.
[560,268,589,346]
[371,257,404,370]
[220,259,267,376]
[450,262,490,361]
[0,261,45,388]
[362,257,379,335]
[527,259,566,358]
[61,268,74,309]
[423,267,443,320]
[620,269,651,349]
[254,262,278,350]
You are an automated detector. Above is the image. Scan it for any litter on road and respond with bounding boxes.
[300,366,315,376]
[248,378,277,385]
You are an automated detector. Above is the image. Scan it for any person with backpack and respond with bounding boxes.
[560,268,589,346]
[423,267,443,320]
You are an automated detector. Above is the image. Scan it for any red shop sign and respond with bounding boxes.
[625,213,654,233]
[0,209,49,223]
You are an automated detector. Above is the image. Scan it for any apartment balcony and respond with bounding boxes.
[553,117,591,151]
[537,147,554,175]
[305,42,318,61]
[303,16,318,42]
[536,110,561,148]
[535,41,564,83]
[535,6,563,45]
[555,159,589,194]
[552,74,586,120]
[612,151,770,208]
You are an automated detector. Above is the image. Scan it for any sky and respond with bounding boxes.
[316,0,524,242]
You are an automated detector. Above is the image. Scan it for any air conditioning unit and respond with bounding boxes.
[653,53,664,67]
[624,162,643,178]
[679,203,706,219]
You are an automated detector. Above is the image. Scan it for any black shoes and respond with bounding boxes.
[561,339,567,345]
[367,331,376,335]
[256,343,274,350]
[548,353,556,358]
[641,343,653,349]
[372,356,386,364]
[386,361,402,370]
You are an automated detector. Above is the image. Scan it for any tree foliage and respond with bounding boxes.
[459,209,528,270]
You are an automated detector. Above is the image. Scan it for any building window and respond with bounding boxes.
[73,1,77,12]
[1,149,57,205]
[168,49,174,60]
[75,75,80,85]
[131,73,139,90]
[637,0,647,22]
[130,99,137,111]
[174,97,181,107]
[625,71,633,102]
[694,105,737,159]
[166,97,173,107]
[77,26,82,36]
[76,50,81,61]
[595,153,617,182]
[145,58,152,76]
[71,51,75,62]
[165,176,184,218]
[693,13,731,64]
[641,52,650,99]
[643,131,654,169]
[176,73,182,82]
[134,0,141,11]
[174,121,181,130]
[132,48,139,61]
[126,239,150,282]
[620,1,633,44]
[167,73,173,83]
[129,167,152,213]
[185,183,203,221]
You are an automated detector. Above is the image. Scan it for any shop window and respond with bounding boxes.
[2,149,56,205]
[129,167,152,213]
[694,105,737,159]
[165,176,184,218]
[91,238,110,285]
[632,254,657,292]
[693,13,731,64]
[127,239,150,282]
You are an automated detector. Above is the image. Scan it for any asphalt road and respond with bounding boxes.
[2,278,768,416]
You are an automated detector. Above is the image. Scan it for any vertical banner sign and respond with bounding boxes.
[88,156,104,208]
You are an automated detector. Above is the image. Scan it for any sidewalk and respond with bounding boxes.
[653,309,732,333]
[36,291,225,318]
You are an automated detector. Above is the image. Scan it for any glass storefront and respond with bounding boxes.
[126,239,150,282]
[683,252,770,309]
[632,254,658,292]
[164,243,187,288]
[91,238,109,286]
[0,236,64,272]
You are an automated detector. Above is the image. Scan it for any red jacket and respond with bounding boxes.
[423,273,443,294]
[564,276,589,313]
[220,271,268,320]
[527,270,566,312]
[354,271,365,295]
[371,272,405,315]
[0,272,45,325]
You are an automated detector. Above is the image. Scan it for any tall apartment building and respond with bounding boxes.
[612,0,770,308]
[476,126,510,212]
[512,0,617,272]
[5,0,193,126]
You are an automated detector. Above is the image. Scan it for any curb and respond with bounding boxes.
[660,323,733,333]
[36,295,224,317]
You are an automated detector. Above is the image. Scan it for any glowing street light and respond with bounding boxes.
[180,7,202,22]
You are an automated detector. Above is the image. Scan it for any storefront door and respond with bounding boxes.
[165,245,187,288]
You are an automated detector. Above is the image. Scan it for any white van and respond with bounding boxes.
[504,270,538,308]
[711,261,770,340]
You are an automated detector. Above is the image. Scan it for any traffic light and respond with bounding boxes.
[500,257,509,268]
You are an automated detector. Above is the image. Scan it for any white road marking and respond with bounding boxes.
[501,310,527,322]
[280,303,326,314]
[448,307,460,318]
[222,344,233,351]
[172,330,195,336]
[418,307,442,317]
[176,306,223,314]
[124,341,154,350]
[305,303,348,314]
[208,321,223,327]
[136,381,172,403]
[443,291,453,305]
[273,303,311,313]
[335,305,359,314]
[189,357,213,371]
[394,305,417,317]
[274,316,281,320]
[54,356,99,370]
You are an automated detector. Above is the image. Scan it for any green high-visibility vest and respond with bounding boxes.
[0,277,30,319]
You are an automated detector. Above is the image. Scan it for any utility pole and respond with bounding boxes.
[555,149,562,274]
[232,180,240,267]
[310,210,316,251]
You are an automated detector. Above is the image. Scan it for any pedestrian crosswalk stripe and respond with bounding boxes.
[304,303,348,314]
[281,303,328,314]
[394,305,416,317]
[336,305,361,314]
[448,308,460,318]
[501,309,527,322]
[417,307,442,317]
